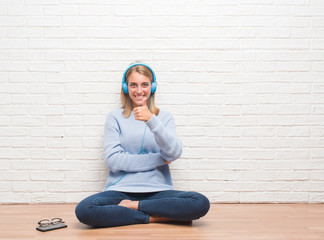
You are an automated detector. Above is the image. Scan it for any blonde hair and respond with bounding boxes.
[121,64,159,118]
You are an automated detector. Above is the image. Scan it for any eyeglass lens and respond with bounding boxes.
[38,218,63,227]
[38,219,50,227]
[51,218,63,224]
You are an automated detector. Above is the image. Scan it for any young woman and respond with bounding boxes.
[75,62,210,227]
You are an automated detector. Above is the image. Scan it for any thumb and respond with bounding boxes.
[141,97,148,107]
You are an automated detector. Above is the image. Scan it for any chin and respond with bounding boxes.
[131,101,141,107]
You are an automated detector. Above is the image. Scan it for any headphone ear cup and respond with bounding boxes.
[122,82,128,94]
[151,82,157,93]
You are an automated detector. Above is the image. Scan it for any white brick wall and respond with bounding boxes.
[0,0,324,204]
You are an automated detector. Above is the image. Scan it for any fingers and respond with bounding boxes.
[134,114,146,121]
[133,98,152,121]
[133,109,147,121]
[164,160,171,164]
[133,107,145,120]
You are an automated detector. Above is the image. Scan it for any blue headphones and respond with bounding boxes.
[122,63,157,94]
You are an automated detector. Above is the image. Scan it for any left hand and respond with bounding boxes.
[134,98,153,122]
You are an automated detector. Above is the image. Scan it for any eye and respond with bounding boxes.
[130,83,136,87]
[143,83,149,87]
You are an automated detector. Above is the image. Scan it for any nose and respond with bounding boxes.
[136,86,143,93]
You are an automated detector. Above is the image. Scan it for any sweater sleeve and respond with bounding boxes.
[145,113,182,162]
[103,112,166,173]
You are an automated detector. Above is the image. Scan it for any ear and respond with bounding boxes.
[151,81,157,93]
[122,82,128,94]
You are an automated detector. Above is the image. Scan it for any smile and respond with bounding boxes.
[134,95,145,100]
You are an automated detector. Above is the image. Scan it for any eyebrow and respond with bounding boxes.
[128,81,150,84]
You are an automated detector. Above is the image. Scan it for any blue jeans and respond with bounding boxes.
[75,190,210,227]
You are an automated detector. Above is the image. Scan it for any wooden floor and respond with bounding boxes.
[0,204,324,240]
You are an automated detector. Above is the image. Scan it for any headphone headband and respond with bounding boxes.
[122,63,157,94]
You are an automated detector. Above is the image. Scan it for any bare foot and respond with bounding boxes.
[149,216,193,224]
[118,199,139,210]
[149,216,175,223]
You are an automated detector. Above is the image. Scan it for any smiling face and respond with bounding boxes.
[127,71,152,109]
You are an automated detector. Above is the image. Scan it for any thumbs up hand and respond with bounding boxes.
[134,97,153,122]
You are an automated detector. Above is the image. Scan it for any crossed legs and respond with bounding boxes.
[75,190,210,228]
[118,199,181,223]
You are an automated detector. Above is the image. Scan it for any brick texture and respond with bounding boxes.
[0,0,324,203]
